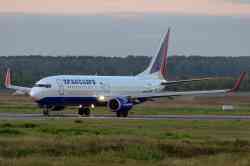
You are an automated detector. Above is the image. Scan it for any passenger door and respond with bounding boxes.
[99,81,111,95]
[56,79,64,96]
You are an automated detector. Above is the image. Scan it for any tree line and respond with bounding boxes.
[0,55,249,90]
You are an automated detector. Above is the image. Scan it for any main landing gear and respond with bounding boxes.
[78,107,91,117]
[116,111,129,118]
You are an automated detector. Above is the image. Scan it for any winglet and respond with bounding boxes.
[228,72,246,93]
[4,68,11,88]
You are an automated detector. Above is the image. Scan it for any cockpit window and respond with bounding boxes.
[34,84,52,88]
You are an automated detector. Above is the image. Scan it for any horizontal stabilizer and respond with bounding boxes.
[4,69,31,94]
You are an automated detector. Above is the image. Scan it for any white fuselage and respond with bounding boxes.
[30,75,164,106]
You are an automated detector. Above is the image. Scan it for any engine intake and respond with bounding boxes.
[107,97,133,112]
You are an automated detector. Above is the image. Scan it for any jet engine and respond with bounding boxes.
[107,97,133,113]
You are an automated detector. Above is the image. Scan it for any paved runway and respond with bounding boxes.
[0,113,250,121]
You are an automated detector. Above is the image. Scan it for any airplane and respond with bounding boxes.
[4,29,246,117]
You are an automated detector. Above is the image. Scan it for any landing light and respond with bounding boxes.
[98,96,105,101]
[91,104,95,109]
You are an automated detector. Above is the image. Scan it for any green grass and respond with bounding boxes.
[1,93,250,165]
[0,119,250,165]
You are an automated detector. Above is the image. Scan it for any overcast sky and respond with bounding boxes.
[2,0,250,15]
[0,0,250,57]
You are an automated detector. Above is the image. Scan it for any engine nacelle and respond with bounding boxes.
[107,97,133,112]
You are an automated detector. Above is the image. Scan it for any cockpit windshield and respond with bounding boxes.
[34,84,52,88]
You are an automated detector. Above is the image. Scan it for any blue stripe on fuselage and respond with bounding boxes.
[36,97,99,106]
[36,97,148,107]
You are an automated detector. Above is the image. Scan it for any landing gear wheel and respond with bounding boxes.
[78,108,84,116]
[122,111,128,118]
[83,108,91,117]
[116,111,128,118]
[116,111,121,117]
[43,107,50,116]
[123,111,128,118]
[78,107,91,117]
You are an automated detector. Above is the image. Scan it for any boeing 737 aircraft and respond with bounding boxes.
[4,29,246,117]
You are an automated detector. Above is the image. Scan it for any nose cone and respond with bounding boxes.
[29,88,40,101]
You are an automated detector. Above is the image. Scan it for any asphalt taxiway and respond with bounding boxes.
[0,113,250,121]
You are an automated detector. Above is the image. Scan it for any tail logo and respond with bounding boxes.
[150,28,170,77]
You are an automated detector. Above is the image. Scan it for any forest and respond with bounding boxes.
[0,55,249,90]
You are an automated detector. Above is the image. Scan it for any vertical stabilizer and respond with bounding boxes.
[4,68,11,88]
[138,28,170,80]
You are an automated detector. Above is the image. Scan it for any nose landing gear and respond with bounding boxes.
[78,107,91,117]
[42,106,50,116]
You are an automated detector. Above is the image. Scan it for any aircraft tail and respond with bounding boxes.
[4,68,31,94]
[137,28,170,80]
[4,68,11,88]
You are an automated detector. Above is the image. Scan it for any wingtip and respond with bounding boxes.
[228,72,246,93]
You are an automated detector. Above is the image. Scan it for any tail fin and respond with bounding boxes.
[138,28,170,80]
[4,68,11,88]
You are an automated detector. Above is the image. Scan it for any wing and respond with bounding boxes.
[161,77,222,86]
[4,69,31,95]
[135,72,246,99]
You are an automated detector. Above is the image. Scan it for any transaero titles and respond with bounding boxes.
[63,79,96,85]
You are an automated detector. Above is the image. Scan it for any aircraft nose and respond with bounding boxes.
[29,88,40,101]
